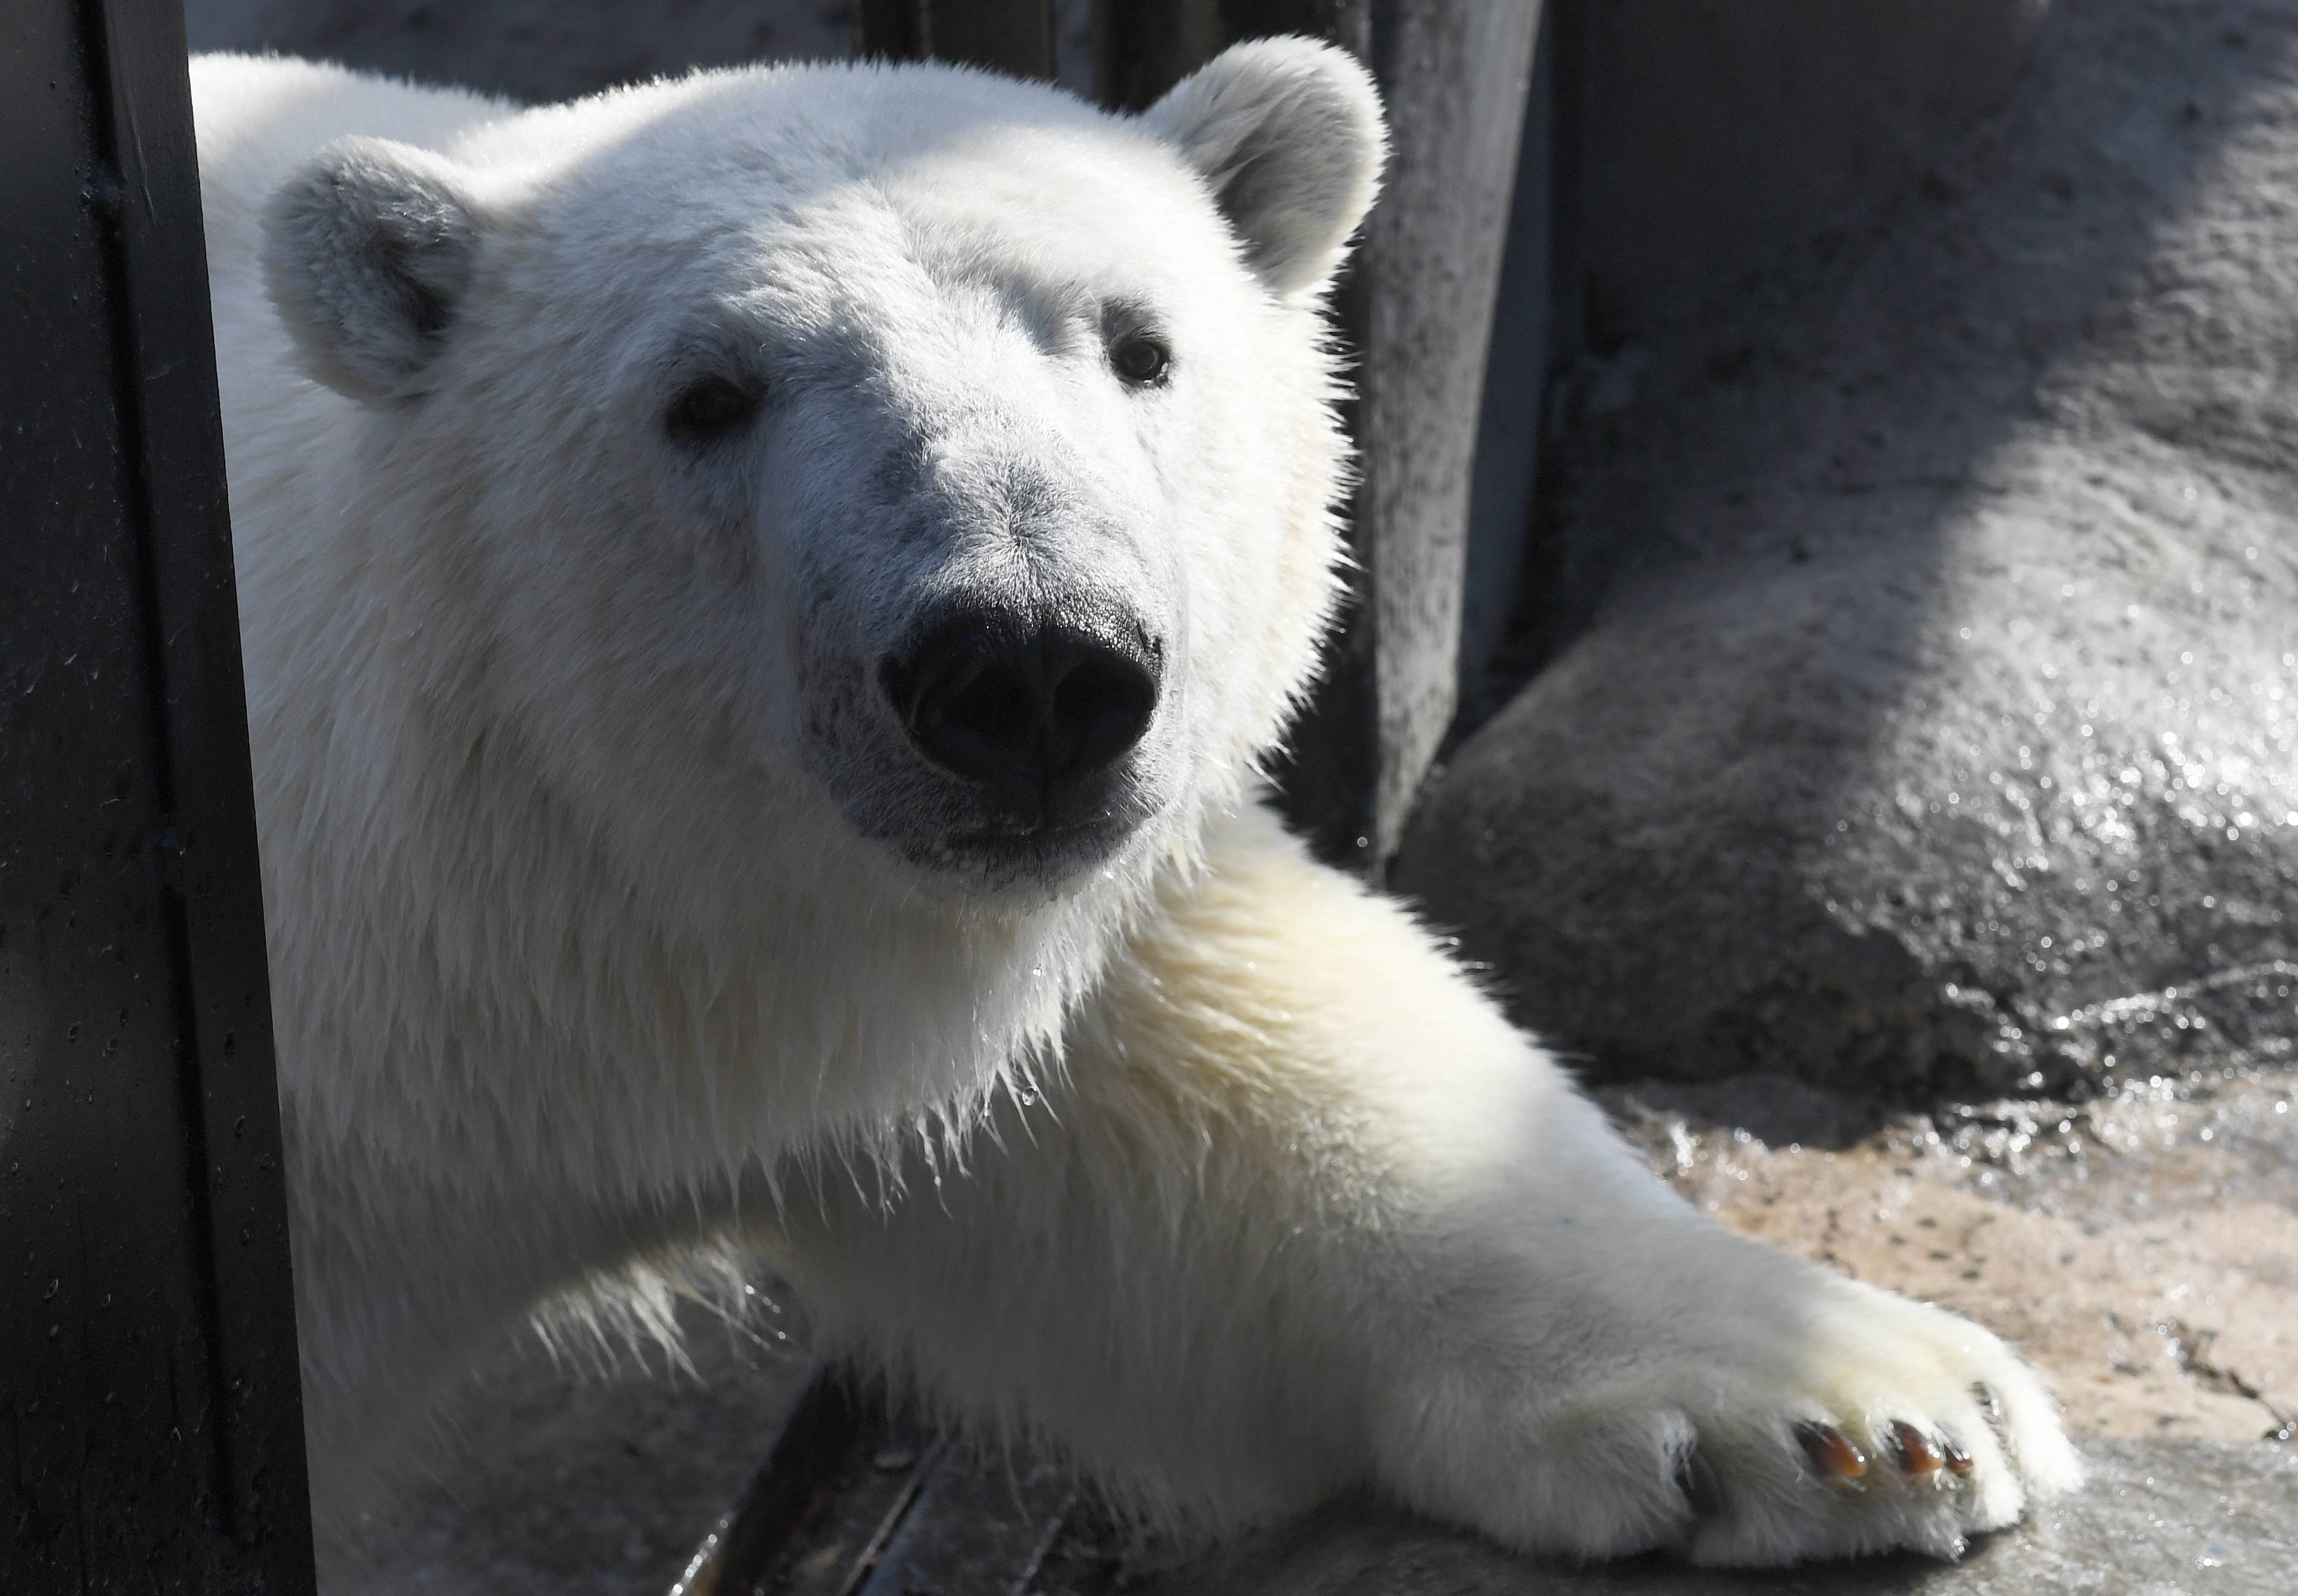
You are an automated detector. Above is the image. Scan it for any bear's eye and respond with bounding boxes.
[1109,331,1172,388]
[665,375,761,446]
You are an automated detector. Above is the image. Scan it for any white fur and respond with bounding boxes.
[193,43,2077,1572]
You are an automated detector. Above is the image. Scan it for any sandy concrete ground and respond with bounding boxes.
[1151,1440,2297,1596]
[1603,1063,2298,1448]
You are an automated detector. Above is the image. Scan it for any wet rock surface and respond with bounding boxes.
[1397,0,2298,1098]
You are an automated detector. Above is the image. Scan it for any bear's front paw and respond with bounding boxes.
[1375,1265,2082,1567]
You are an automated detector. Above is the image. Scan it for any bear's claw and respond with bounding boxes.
[1673,1446,1726,1518]
[1888,1418,1945,1476]
[1793,1420,1869,1480]
[1378,1259,2083,1567]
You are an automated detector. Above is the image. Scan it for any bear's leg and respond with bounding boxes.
[767,800,2081,1566]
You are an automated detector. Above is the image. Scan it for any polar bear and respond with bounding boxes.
[190,37,2080,1572]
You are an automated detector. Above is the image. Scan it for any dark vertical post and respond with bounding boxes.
[1351,4,1543,866]
[1,0,316,1589]
[1197,1,1379,872]
[1218,4,1543,875]
[857,0,1057,80]
[1093,0,1224,111]
[1460,0,1564,701]
[1094,0,1368,113]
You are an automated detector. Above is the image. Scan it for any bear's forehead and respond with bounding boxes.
[488,62,1224,283]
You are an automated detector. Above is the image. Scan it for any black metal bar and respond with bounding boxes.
[855,0,926,62]
[1091,0,1222,111]
[1546,0,1591,376]
[1221,0,1384,870]
[90,0,315,1547]
[1,0,316,1588]
[1457,0,1562,707]
[858,0,1057,81]
[1264,243,1380,870]
[1222,0,1370,50]
[672,1370,876,1596]
[1097,0,1377,102]
[931,1,1056,80]
[852,1447,1073,1596]
[678,1364,1085,1596]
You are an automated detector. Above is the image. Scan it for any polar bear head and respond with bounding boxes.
[261,40,1382,911]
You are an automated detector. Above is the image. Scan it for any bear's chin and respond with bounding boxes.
[894,812,1160,901]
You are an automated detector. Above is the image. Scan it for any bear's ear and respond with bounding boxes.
[262,137,488,403]
[1141,37,1387,300]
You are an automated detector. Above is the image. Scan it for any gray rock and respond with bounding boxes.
[1397,0,2298,1097]
[1137,1442,2297,1595]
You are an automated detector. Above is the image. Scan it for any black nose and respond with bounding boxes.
[884,612,1160,822]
